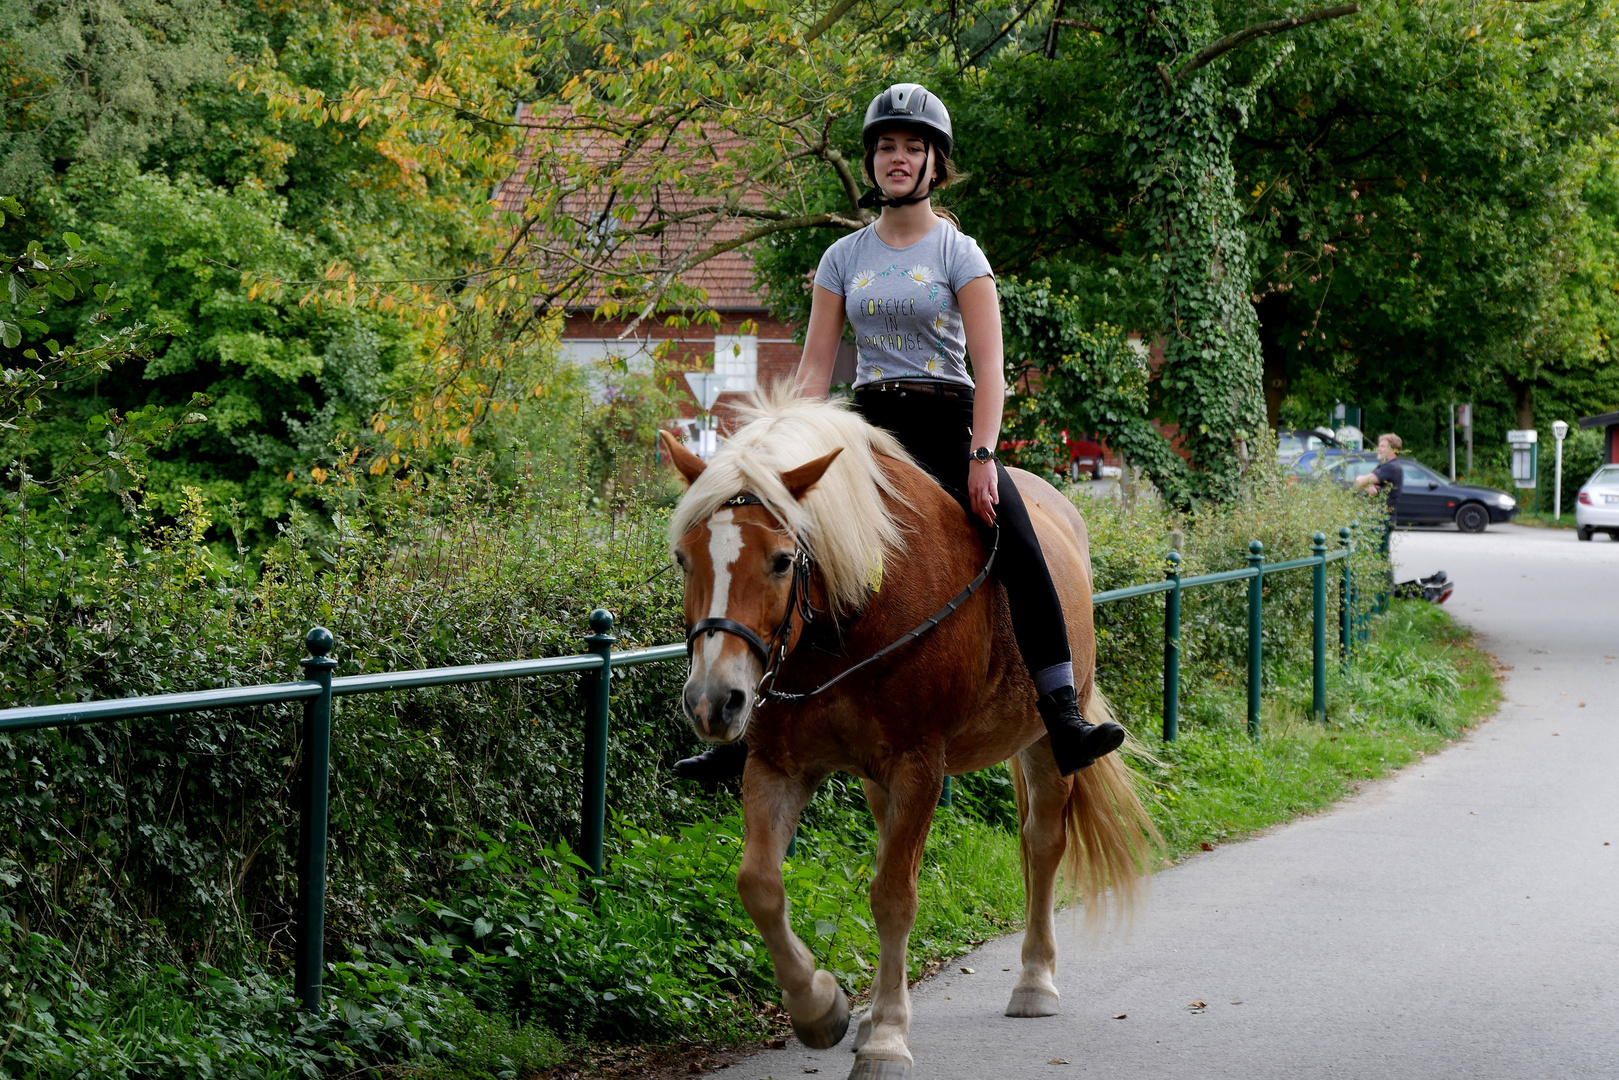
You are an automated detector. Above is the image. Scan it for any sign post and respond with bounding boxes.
[1448,402,1457,481]
[1458,403,1474,474]
[683,371,727,459]
[1507,429,1539,495]
[1552,420,1570,519]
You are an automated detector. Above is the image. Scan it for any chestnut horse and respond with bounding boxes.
[659,391,1156,1080]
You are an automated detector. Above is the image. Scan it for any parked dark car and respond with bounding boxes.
[1317,453,1520,532]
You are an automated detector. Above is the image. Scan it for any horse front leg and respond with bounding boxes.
[736,759,851,1050]
[1006,741,1068,1017]
[853,760,941,1079]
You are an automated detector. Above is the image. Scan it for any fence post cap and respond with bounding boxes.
[1338,525,1352,541]
[588,608,616,635]
[1165,549,1181,567]
[1312,531,1327,546]
[1248,539,1264,556]
[304,626,335,658]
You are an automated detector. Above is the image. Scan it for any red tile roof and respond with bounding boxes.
[493,105,777,313]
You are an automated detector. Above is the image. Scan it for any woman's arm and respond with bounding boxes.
[793,285,848,398]
[958,274,1004,526]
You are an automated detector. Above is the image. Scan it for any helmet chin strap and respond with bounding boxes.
[859,142,935,210]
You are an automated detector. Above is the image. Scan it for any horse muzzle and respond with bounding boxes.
[683,670,756,743]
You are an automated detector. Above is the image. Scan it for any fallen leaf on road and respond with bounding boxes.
[766,1037,788,1049]
[1579,702,1586,707]
[1199,842,1214,851]
[1230,1000,1244,1005]
[1113,1013,1128,1019]
[960,967,975,974]
[804,1070,819,1075]
[1049,1058,1071,1065]
[1188,1001,1207,1010]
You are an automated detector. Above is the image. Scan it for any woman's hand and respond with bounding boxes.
[968,458,999,526]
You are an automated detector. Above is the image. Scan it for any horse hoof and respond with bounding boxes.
[1005,988,1061,1018]
[851,1011,872,1052]
[848,1057,912,1080]
[793,981,852,1049]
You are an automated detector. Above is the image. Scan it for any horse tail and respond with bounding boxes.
[1016,683,1160,929]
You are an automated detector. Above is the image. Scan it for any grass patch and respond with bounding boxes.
[1133,599,1500,859]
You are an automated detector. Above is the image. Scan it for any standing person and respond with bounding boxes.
[672,83,1125,783]
[1355,432,1404,552]
[1355,433,1405,510]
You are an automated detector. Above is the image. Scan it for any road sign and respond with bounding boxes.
[684,371,726,412]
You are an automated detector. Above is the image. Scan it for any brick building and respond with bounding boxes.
[491,109,856,439]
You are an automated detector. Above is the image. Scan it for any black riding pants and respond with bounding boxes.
[851,385,1073,687]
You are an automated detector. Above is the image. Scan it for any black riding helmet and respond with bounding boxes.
[859,83,953,210]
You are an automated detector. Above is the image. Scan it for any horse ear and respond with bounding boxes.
[659,429,706,487]
[780,447,843,501]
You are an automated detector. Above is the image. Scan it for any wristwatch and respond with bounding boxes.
[971,446,997,464]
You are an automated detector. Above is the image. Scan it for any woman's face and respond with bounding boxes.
[873,130,933,199]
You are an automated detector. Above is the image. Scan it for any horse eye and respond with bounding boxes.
[772,553,794,576]
[675,553,689,574]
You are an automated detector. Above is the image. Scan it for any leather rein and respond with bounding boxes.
[685,492,999,704]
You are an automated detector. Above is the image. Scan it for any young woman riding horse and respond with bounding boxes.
[674,82,1125,783]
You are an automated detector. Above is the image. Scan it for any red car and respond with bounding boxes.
[996,431,1108,480]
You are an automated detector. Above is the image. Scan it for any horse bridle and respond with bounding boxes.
[684,491,999,704]
[685,493,815,701]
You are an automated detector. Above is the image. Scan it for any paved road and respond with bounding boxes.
[741,523,1619,1079]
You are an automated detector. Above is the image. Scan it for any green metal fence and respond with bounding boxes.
[1091,527,1355,742]
[0,524,1363,1012]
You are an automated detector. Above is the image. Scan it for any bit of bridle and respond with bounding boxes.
[685,491,999,703]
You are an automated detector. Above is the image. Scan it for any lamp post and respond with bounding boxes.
[1552,420,1569,520]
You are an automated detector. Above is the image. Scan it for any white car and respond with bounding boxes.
[1575,464,1619,540]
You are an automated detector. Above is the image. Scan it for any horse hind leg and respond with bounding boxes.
[735,762,852,1051]
[1005,745,1067,1018]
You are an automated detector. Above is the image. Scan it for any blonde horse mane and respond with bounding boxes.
[669,385,917,620]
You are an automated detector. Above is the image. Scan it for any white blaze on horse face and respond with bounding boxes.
[703,508,745,670]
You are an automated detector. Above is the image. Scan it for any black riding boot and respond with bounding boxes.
[672,740,748,783]
[1036,686,1125,776]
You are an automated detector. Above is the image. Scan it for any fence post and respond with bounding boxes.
[582,609,615,877]
[1311,532,1328,725]
[1163,550,1182,742]
[1247,540,1264,740]
[295,626,337,1013]
[1339,525,1353,669]
[1351,520,1369,643]
[939,776,953,807]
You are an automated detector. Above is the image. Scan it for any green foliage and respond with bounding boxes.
[999,277,1187,494]
[1079,455,1393,724]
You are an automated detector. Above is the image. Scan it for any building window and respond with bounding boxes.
[557,338,656,375]
[713,334,758,392]
[558,338,657,401]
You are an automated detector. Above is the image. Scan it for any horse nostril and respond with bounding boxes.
[721,688,748,725]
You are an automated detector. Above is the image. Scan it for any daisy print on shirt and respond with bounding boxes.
[813,219,993,389]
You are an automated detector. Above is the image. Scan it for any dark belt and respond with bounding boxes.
[856,379,975,401]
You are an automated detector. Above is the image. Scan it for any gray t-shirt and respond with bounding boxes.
[813,219,994,388]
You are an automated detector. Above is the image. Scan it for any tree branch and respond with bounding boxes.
[615,213,862,338]
[1052,16,1107,34]
[1177,4,1361,80]
[802,0,860,44]
[1044,0,1068,59]
[963,0,1043,70]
